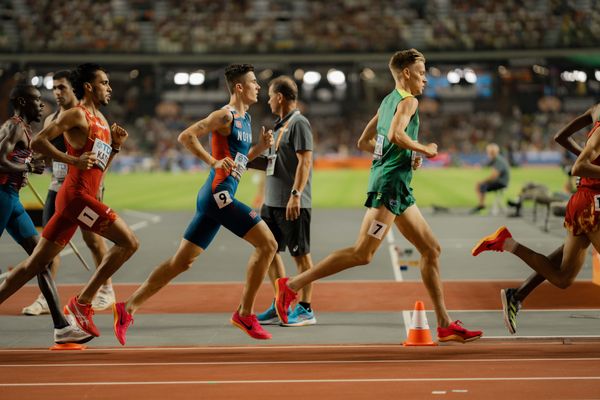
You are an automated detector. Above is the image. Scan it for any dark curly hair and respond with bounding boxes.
[224,64,254,94]
[69,63,105,100]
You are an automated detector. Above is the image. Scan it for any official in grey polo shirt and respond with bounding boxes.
[257,75,317,327]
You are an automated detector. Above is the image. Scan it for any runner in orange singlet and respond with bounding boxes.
[0,64,138,339]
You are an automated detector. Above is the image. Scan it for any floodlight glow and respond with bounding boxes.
[327,69,345,85]
[447,70,460,84]
[44,75,53,90]
[31,76,41,86]
[189,72,205,85]
[303,71,321,85]
[174,72,189,85]
[595,70,600,81]
[464,69,477,84]
[360,68,375,80]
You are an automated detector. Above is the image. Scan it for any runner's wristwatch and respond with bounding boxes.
[291,189,301,197]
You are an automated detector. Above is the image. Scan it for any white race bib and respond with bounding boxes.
[213,190,233,209]
[52,161,68,180]
[367,220,387,240]
[265,154,277,176]
[231,152,249,181]
[373,135,384,160]
[77,206,99,228]
[92,138,112,171]
[594,194,600,212]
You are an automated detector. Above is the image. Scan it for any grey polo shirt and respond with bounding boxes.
[264,110,313,208]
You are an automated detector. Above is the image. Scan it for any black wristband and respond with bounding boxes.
[25,162,33,172]
[111,147,120,154]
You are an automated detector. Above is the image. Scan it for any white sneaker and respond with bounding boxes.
[92,284,116,311]
[54,321,94,344]
[22,294,49,316]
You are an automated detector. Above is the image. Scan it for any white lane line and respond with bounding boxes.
[3,357,600,368]
[123,209,162,223]
[386,229,403,282]
[402,310,412,336]
[58,210,161,257]
[2,376,600,387]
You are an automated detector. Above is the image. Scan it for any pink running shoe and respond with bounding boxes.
[65,296,100,337]
[437,320,483,343]
[471,226,512,256]
[113,302,134,346]
[275,277,297,324]
[230,311,272,340]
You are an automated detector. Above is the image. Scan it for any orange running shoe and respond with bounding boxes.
[471,226,512,256]
[113,302,134,346]
[230,311,272,340]
[437,320,482,343]
[65,296,100,337]
[275,277,297,324]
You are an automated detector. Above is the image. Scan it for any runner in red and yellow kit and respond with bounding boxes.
[473,103,600,334]
[0,64,138,339]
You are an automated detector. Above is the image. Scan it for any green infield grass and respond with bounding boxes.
[20,166,567,210]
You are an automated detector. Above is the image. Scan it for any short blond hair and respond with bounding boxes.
[389,49,426,73]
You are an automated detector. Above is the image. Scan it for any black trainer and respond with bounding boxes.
[500,288,521,335]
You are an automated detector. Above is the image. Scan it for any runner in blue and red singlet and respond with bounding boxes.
[112,64,277,345]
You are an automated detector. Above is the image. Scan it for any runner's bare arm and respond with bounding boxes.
[357,112,379,153]
[0,122,29,173]
[178,109,234,170]
[32,108,96,170]
[571,124,600,178]
[389,97,437,158]
[554,105,597,156]
[247,126,273,161]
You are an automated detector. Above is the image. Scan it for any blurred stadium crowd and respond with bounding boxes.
[0,0,599,171]
[2,0,598,53]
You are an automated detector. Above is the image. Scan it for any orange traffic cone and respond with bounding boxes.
[403,300,437,346]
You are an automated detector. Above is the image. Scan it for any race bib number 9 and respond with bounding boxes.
[92,138,112,171]
[373,135,384,160]
[52,161,68,180]
[213,190,233,209]
[231,153,249,181]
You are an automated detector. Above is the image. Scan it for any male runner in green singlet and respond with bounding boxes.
[274,49,482,342]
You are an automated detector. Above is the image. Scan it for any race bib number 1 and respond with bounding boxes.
[92,138,112,171]
[213,190,233,209]
[373,135,384,160]
[77,206,99,228]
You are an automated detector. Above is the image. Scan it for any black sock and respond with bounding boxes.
[299,302,311,312]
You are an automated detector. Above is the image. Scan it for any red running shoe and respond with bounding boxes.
[230,311,272,340]
[113,302,134,346]
[65,296,100,337]
[437,320,483,343]
[471,226,512,256]
[275,277,297,324]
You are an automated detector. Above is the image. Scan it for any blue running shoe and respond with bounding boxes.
[281,304,316,327]
[257,300,280,325]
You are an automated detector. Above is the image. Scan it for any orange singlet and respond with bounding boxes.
[564,121,600,235]
[42,105,117,246]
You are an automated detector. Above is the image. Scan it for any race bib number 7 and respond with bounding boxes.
[367,220,387,240]
[92,138,112,171]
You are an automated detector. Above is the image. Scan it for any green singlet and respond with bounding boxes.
[364,88,419,215]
